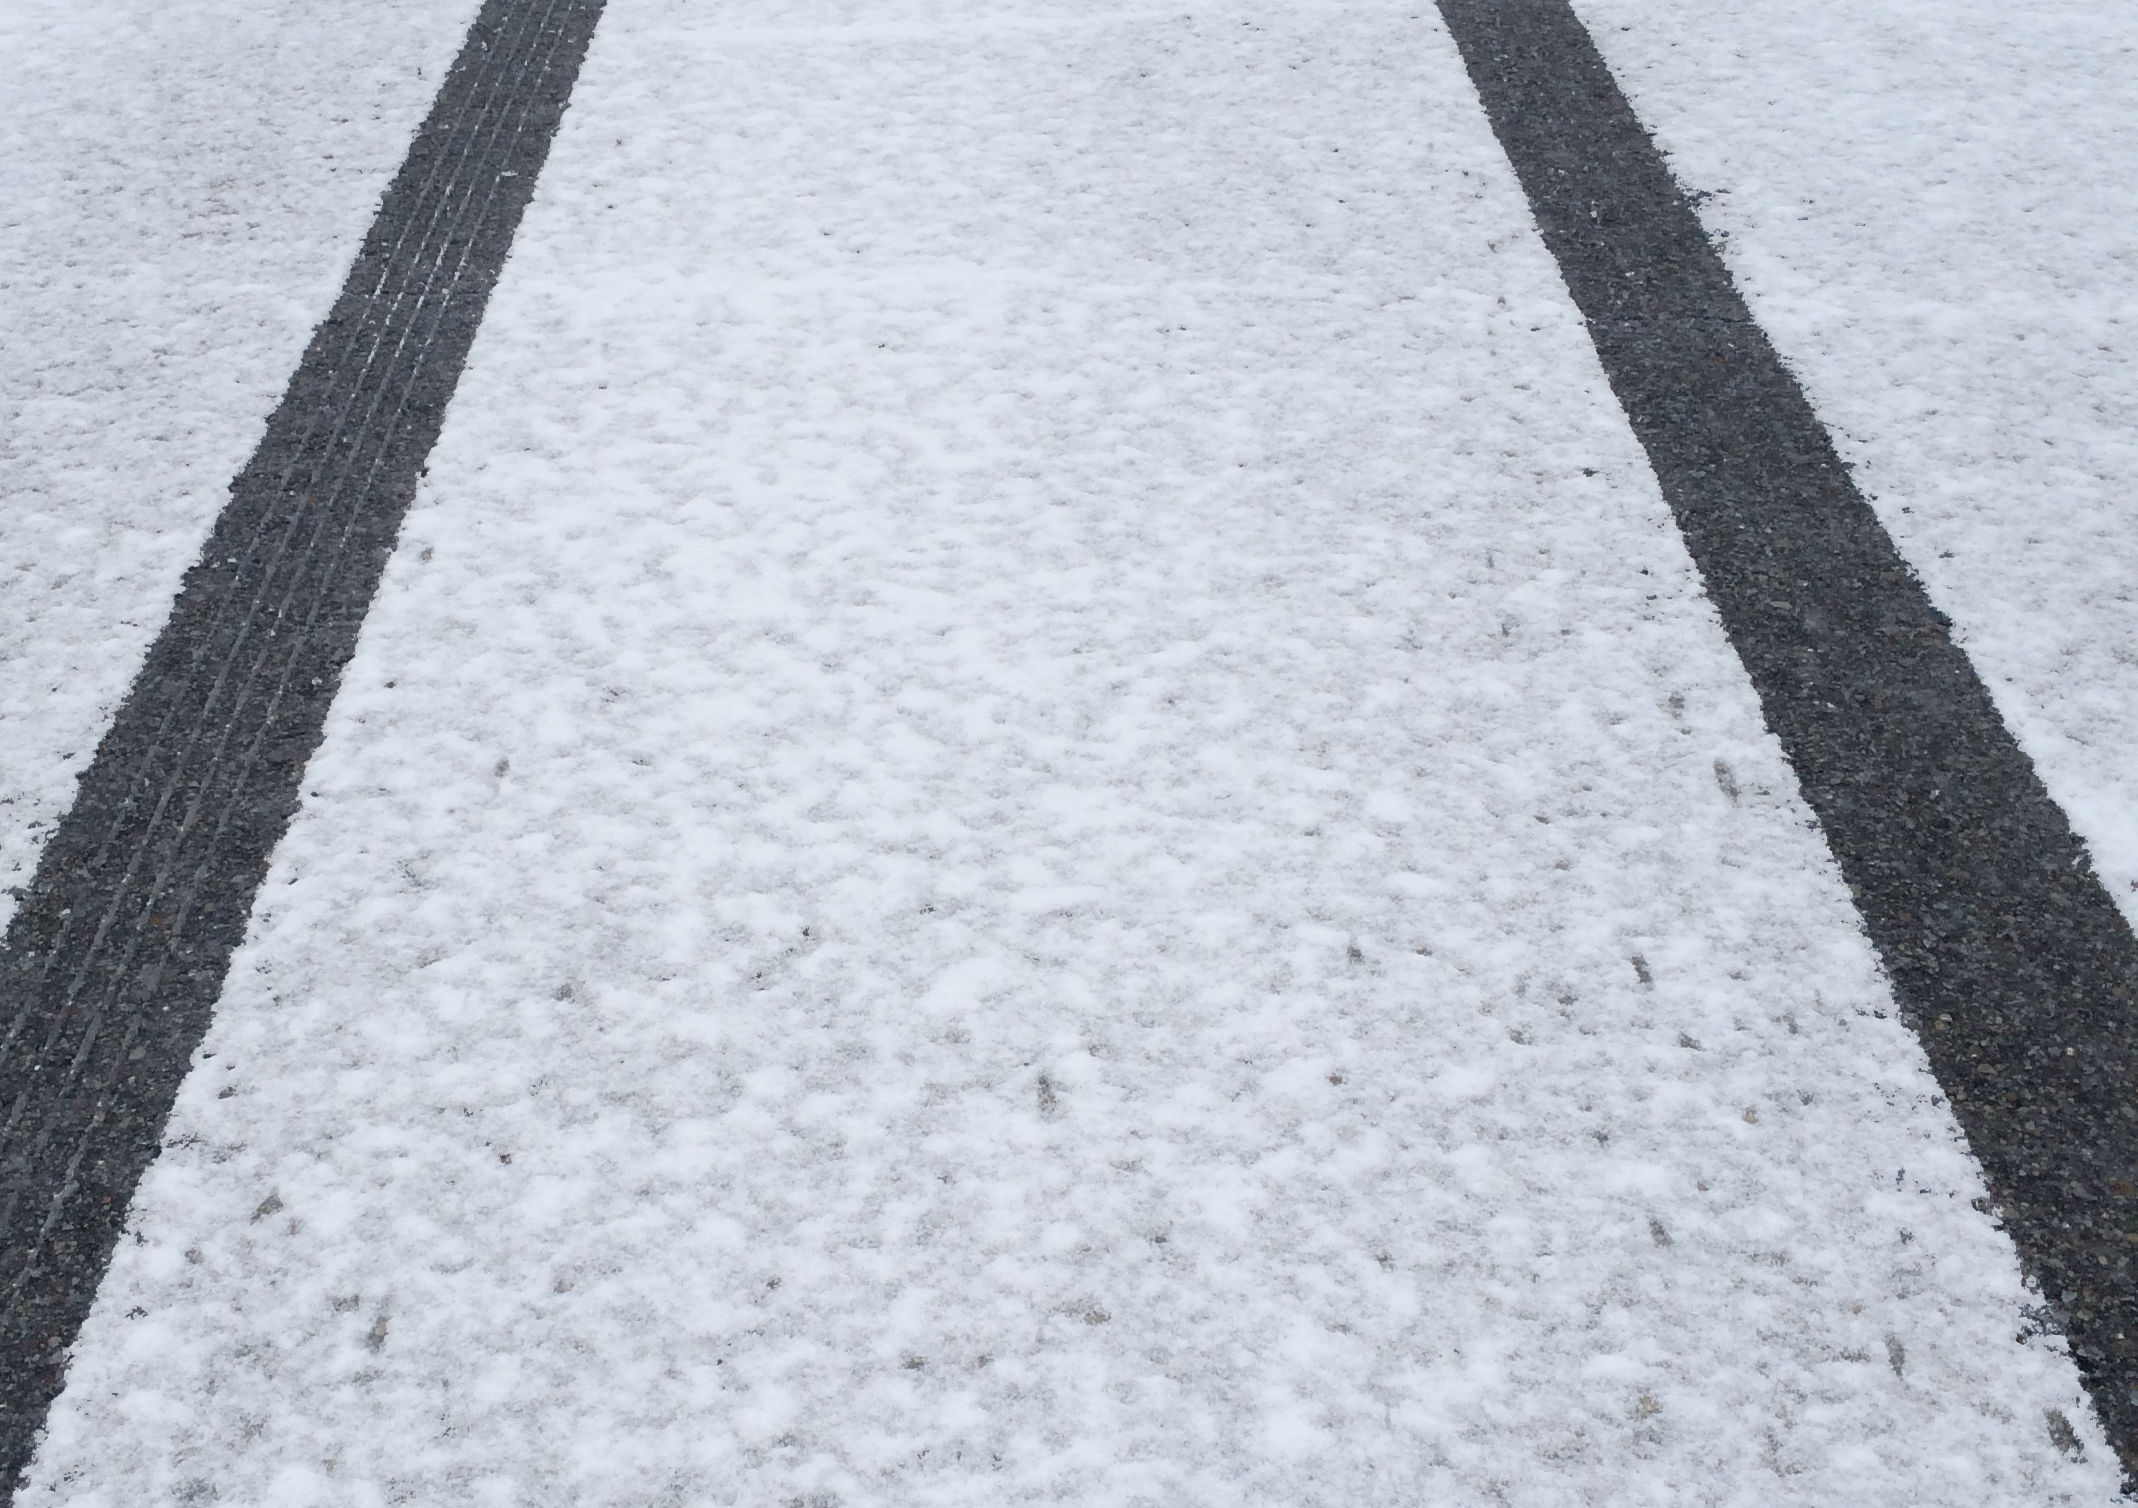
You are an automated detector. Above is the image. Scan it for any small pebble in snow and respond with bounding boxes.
[1630,954,1653,987]
[1678,1032,1701,1050]
[1327,1072,1344,1085]
[1742,1107,1759,1124]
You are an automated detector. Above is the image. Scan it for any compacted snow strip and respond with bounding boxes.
[1572,0,2138,924]
[24,0,2119,1502]
[0,0,480,934]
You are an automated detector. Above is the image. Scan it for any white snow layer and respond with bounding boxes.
[21,0,2123,1503]
[0,0,479,931]
[1575,0,2138,924]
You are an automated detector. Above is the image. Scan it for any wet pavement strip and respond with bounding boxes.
[0,0,607,1488]
[1439,0,2138,1478]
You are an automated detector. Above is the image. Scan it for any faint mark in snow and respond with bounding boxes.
[1886,1335,1907,1378]
[1431,1064,1496,1101]
[1631,953,1653,987]
[1649,1218,1673,1247]
[2047,1407,2087,1460]
[1713,759,1740,803]
[248,1194,281,1223]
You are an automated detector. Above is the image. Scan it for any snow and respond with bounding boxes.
[0,0,478,930]
[1574,0,2138,922]
[15,0,2125,1502]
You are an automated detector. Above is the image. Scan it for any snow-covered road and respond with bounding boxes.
[4,0,2132,1502]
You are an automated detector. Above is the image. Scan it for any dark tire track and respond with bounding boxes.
[1438,0,2138,1481]
[0,0,606,1491]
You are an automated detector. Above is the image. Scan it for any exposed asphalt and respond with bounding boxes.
[0,0,607,1490]
[1439,0,2138,1481]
